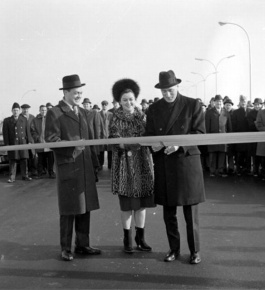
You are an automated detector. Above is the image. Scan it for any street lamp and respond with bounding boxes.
[21,89,36,100]
[195,55,235,94]
[191,72,216,102]
[219,21,251,101]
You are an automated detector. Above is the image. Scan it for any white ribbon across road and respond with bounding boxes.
[1,132,265,152]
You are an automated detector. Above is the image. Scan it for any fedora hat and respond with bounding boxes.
[82,98,91,104]
[59,74,85,90]
[140,99,148,105]
[155,70,181,89]
[253,98,263,105]
[224,98,234,106]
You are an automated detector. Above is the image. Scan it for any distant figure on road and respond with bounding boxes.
[145,70,206,264]
[109,78,155,254]
[45,74,101,261]
[3,102,32,183]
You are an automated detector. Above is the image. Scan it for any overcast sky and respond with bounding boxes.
[0,0,265,117]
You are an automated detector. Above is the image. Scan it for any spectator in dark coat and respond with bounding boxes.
[231,95,252,176]
[3,102,32,183]
[223,98,235,174]
[30,105,55,178]
[205,95,232,177]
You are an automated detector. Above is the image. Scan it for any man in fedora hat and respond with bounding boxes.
[145,70,205,264]
[45,74,101,261]
[82,98,92,111]
[140,99,149,114]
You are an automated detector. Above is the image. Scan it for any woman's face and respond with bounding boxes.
[120,91,136,113]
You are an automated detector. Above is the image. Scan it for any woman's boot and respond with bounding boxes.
[135,227,152,252]
[123,228,134,253]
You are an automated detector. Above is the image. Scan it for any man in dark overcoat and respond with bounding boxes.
[45,74,101,261]
[3,102,32,183]
[145,70,205,264]
[231,95,252,176]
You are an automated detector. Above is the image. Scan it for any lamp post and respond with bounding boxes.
[219,21,251,101]
[21,89,36,100]
[191,72,216,102]
[195,55,235,95]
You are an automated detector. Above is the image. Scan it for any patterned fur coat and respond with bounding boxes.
[109,107,154,198]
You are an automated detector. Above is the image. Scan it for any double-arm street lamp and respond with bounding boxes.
[219,21,251,101]
[185,80,198,98]
[191,72,216,102]
[195,55,235,95]
[21,89,36,100]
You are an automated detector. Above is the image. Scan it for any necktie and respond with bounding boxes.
[73,106,79,119]
[41,117,45,142]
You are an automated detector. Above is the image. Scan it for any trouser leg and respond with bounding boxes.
[47,151,55,174]
[209,152,217,174]
[20,158,28,178]
[37,152,44,175]
[107,151,112,169]
[163,206,180,251]
[183,204,200,253]
[217,152,226,173]
[9,159,17,181]
[60,215,74,251]
[98,151,104,167]
[75,212,91,247]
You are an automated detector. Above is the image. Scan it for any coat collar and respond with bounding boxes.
[164,93,185,134]
[58,100,79,122]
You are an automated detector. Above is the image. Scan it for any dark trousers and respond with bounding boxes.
[236,151,251,173]
[38,151,54,175]
[209,152,226,174]
[163,205,200,254]
[9,158,28,180]
[98,151,112,169]
[60,212,91,251]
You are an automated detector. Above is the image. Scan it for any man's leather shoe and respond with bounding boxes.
[190,252,201,264]
[61,250,73,261]
[74,246,101,255]
[164,250,180,262]
[22,176,32,181]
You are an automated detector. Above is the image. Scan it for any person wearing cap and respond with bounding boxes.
[207,97,215,111]
[3,103,33,182]
[140,99,149,114]
[252,98,265,178]
[145,70,205,264]
[231,95,252,176]
[46,103,54,110]
[98,100,113,170]
[223,97,236,174]
[108,99,120,114]
[30,105,55,179]
[92,104,100,111]
[82,97,101,174]
[109,78,155,254]
[82,98,92,111]
[20,103,38,177]
[45,74,101,261]
[205,95,232,177]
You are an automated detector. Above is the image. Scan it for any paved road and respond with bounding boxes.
[0,166,265,289]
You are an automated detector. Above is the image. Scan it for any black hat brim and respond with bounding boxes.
[154,79,181,89]
[59,83,86,90]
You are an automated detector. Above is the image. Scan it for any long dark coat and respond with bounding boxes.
[231,107,251,152]
[45,100,99,215]
[3,115,31,160]
[145,94,206,206]
[247,109,259,156]
[255,109,265,156]
[205,107,232,152]
[99,110,113,151]
[30,114,46,153]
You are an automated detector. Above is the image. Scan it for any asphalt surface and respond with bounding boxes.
[0,164,265,289]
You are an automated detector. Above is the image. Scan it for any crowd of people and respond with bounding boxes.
[3,69,261,266]
[196,94,265,179]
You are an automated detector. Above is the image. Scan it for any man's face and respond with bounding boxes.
[161,85,178,103]
[12,108,20,118]
[224,103,232,112]
[22,108,29,115]
[254,103,263,111]
[40,106,47,116]
[64,87,83,106]
[83,103,91,110]
[239,100,247,109]
[102,103,108,111]
[141,103,148,110]
[214,100,223,110]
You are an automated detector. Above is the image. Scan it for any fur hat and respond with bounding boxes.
[12,102,20,110]
[112,79,140,102]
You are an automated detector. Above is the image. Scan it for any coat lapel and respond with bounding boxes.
[59,100,79,122]
[165,93,185,134]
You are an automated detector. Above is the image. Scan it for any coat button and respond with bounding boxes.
[159,128,162,131]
